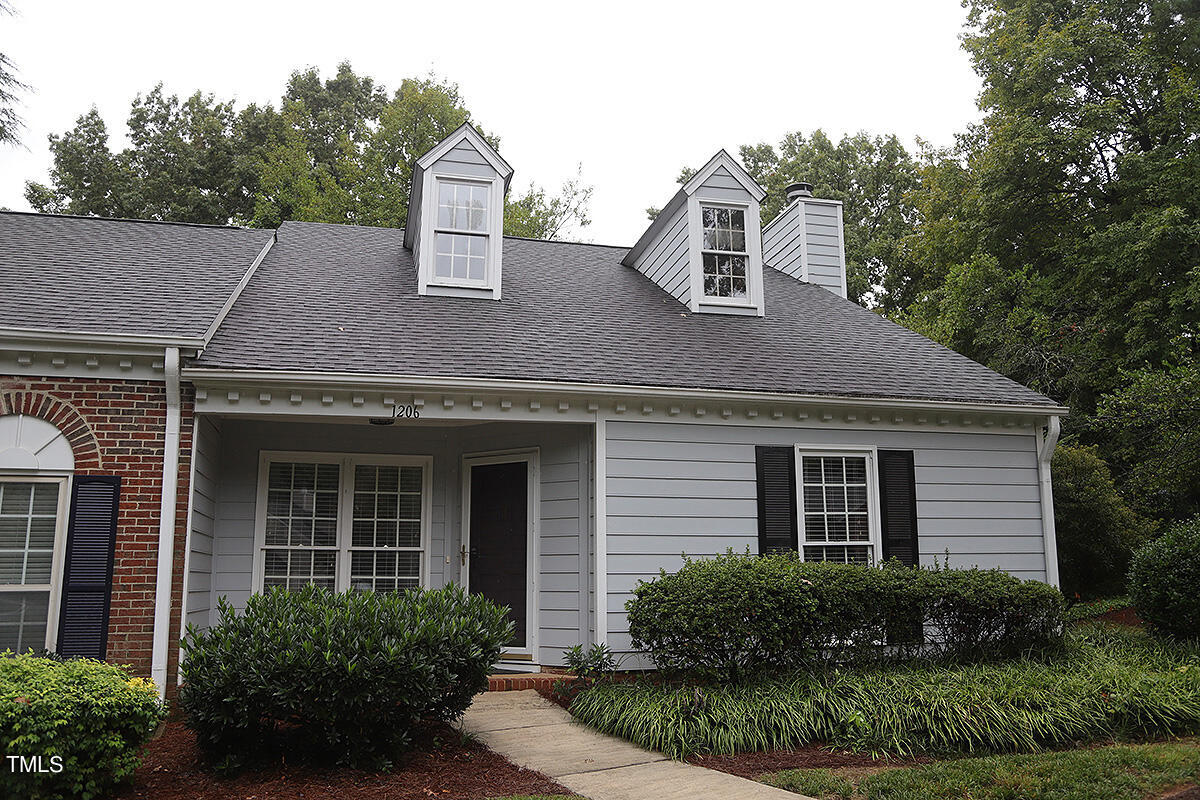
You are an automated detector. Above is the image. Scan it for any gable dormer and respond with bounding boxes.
[623,150,768,316]
[404,124,513,300]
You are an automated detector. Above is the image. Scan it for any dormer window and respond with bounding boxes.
[434,179,490,283]
[701,205,748,300]
[403,124,513,300]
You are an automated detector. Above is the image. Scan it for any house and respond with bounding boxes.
[0,125,1066,695]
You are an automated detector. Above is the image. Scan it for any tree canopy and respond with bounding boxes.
[0,0,28,147]
[25,63,591,238]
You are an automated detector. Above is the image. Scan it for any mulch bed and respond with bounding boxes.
[114,721,573,800]
[686,747,930,778]
[1095,606,1143,627]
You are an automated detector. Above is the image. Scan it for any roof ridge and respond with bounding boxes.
[0,209,259,231]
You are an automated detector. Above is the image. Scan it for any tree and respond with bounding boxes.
[0,0,29,147]
[26,64,592,238]
[738,131,920,305]
[895,0,1200,414]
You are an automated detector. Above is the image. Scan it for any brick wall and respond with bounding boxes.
[0,375,193,692]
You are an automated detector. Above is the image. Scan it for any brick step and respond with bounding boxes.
[487,672,573,692]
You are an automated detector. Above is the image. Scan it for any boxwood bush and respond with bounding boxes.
[0,652,165,800]
[1129,518,1200,641]
[626,552,1064,681]
[179,584,512,770]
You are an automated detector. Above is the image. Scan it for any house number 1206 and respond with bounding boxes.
[391,404,421,419]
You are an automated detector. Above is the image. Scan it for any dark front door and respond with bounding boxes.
[468,460,528,648]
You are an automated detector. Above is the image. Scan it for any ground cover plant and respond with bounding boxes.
[760,739,1200,800]
[0,652,166,800]
[178,583,512,771]
[1064,596,1134,623]
[626,552,1065,682]
[570,627,1200,758]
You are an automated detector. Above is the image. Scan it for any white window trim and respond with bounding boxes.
[0,474,71,652]
[687,194,765,315]
[418,172,504,299]
[252,451,434,594]
[460,448,540,662]
[793,445,883,564]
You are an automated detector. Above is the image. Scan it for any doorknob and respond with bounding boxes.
[460,544,468,566]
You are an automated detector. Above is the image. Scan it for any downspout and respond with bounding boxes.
[151,347,182,698]
[593,417,608,647]
[1037,416,1061,587]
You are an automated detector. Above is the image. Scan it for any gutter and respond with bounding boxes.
[150,347,182,698]
[180,367,1069,416]
[0,327,205,350]
[1037,416,1062,587]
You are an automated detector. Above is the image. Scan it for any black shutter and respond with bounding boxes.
[57,476,120,659]
[755,446,798,554]
[878,450,919,566]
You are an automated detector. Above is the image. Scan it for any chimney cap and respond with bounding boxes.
[785,181,814,202]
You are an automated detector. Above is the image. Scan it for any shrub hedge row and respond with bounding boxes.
[179,584,512,770]
[0,653,165,800]
[626,552,1064,681]
[571,627,1200,757]
[1130,518,1200,642]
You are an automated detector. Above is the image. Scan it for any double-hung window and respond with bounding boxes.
[0,478,68,652]
[256,454,430,594]
[700,205,749,300]
[433,179,490,284]
[796,449,881,564]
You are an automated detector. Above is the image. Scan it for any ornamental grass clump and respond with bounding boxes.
[569,627,1200,757]
[0,652,166,800]
[179,584,512,771]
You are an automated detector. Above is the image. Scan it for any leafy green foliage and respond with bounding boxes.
[1095,362,1200,521]
[570,627,1200,758]
[1129,518,1200,641]
[763,740,1200,800]
[1063,595,1133,623]
[1052,444,1155,598]
[178,584,512,771]
[25,63,592,239]
[0,1,27,147]
[625,552,1064,682]
[0,652,165,800]
[894,1,1200,414]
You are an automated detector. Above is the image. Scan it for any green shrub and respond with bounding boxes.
[1052,444,1155,599]
[625,551,1064,681]
[179,584,512,770]
[570,627,1200,757]
[1129,518,1200,641]
[0,653,165,800]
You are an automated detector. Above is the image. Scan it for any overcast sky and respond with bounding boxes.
[0,1,982,245]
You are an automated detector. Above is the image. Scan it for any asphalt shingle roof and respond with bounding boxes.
[0,212,274,339]
[192,220,1054,407]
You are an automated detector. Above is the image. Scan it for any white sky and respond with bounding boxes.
[0,0,981,246]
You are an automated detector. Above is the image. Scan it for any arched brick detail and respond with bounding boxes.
[0,389,103,470]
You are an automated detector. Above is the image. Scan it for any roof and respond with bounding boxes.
[0,212,274,341]
[192,220,1055,407]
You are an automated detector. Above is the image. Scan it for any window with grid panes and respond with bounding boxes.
[433,180,489,283]
[700,205,749,299]
[349,464,424,592]
[799,454,876,564]
[262,462,340,590]
[0,480,63,652]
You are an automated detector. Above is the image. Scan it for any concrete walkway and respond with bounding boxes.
[461,690,813,800]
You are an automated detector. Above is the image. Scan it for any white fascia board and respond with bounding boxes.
[415,123,513,188]
[180,367,1070,416]
[202,232,276,347]
[0,327,205,351]
[682,150,767,203]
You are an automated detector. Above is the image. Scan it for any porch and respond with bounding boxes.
[181,414,594,669]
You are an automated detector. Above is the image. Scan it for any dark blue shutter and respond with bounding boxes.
[878,450,919,566]
[57,476,120,659]
[755,446,798,554]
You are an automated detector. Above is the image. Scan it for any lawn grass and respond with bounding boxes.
[762,739,1200,799]
[570,626,1200,757]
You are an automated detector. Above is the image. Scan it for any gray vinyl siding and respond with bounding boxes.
[184,415,221,630]
[197,417,589,666]
[763,203,804,279]
[603,419,1046,660]
[804,202,844,297]
[627,203,690,306]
